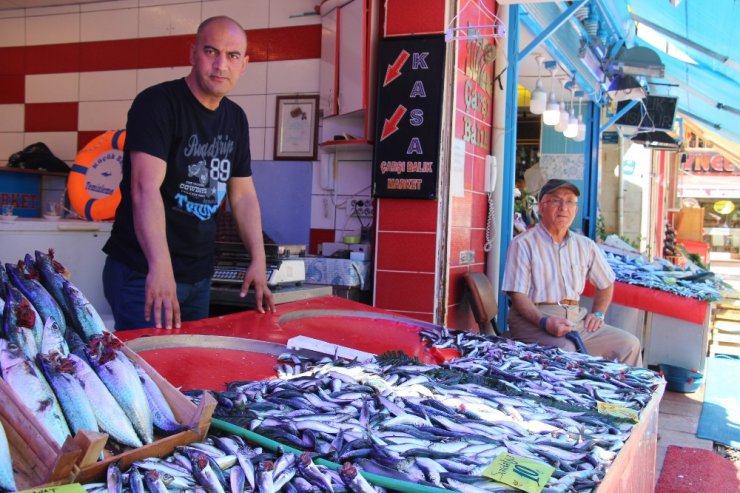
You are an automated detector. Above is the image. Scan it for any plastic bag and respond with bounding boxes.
[7,142,70,172]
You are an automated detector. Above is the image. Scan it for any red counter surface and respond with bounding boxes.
[583,280,709,325]
[115,296,437,391]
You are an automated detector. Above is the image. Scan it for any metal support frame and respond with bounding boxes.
[497,0,606,324]
[600,99,639,133]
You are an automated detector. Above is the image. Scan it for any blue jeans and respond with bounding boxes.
[103,256,211,330]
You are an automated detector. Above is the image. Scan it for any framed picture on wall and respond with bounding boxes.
[273,95,319,161]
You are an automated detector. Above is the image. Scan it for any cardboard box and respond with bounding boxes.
[676,207,705,243]
[0,342,215,487]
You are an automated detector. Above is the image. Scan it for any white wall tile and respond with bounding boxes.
[247,127,264,161]
[269,0,321,28]
[23,132,77,161]
[230,95,267,127]
[26,12,80,45]
[266,59,320,94]
[0,9,24,21]
[25,73,79,104]
[78,101,129,131]
[136,67,190,92]
[0,133,24,165]
[336,159,372,196]
[138,0,192,7]
[0,105,24,132]
[263,126,275,160]
[232,61,267,96]
[0,16,24,47]
[79,70,138,102]
[202,0,269,30]
[81,7,139,42]
[139,2,201,38]
[310,194,335,229]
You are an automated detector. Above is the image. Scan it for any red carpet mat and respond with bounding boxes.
[656,446,740,493]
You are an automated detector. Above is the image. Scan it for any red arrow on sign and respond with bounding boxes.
[380,105,407,141]
[383,50,410,87]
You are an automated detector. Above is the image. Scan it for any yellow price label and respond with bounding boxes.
[19,484,87,493]
[482,452,555,493]
[597,401,640,422]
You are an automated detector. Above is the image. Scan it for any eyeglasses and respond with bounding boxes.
[542,198,578,209]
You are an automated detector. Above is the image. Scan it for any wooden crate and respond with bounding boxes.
[72,344,216,483]
[0,341,215,487]
[709,292,740,357]
[0,379,82,489]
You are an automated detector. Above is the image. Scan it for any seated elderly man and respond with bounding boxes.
[501,179,642,366]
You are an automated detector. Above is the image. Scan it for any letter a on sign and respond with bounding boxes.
[410,80,427,98]
[407,137,423,155]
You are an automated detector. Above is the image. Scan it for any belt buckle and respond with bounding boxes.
[557,300,575,309]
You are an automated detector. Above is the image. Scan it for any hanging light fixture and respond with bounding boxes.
[542,63,560,126]
[564,90,579,138]
[529,55,547,115]
[555,79,570,133]
[574,92,586,142]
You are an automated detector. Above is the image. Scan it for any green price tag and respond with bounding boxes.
[20,484,87,493]
[482,452,555,493]
[597,401,640,422]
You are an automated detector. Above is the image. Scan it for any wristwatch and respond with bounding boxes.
[593,311,604,320]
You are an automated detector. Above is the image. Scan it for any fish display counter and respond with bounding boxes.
[118,297,666,492]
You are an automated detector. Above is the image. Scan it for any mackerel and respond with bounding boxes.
[34,250,74,323]
[6,260,67,340]
[40,317,69,357]
[86,339,153,444]
[64,281,107,340]
[0,339,71,446]
[66,353,143,448]
[0,419,17,492]
[2,286,41,359]
[134,363,183,433]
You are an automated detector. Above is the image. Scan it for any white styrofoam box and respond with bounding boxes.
[138,2,201,39]
[0,16,24,47]
[203,0,270,30]
[266,60,320,94]
[136,66,190,93]
[23,132,77,162]
[233,62,268,96]
[269,0,322,28]
[0,133,24,166]
[249,127,266,161]
[287,335,375,363]
[80,7,138,42]
[25,73,79,104]
[26,11,80,46]
[231,95,268,127]
[350,251,369,261]
[79,70,138,102]
[0,105,24,132]
[78,101,129,131]
[310,195,335,230]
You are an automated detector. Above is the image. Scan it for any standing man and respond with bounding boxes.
[501,179,642,366]
[103,16,274,331]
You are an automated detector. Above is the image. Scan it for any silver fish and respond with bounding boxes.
[40,317,69,357]
[66,353,143,448]
[34,250,74,322]
[63,280,106,340]
[86,338,153,444]
[106,460,122,493]
[0,339,70,446]
[338,463,375,493]
[187,449,226,493]
[37,353,99,436]
[128,466,145,493]
[143,470,170,493]
[6,260,67,340]
[0,419,17,492]
[2,286,41,360]
[134,363,183,434]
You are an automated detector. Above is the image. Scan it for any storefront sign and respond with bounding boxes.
[682,151,738,174]
[372,35,445,199]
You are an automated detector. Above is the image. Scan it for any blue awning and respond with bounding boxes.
[613,0,739,144]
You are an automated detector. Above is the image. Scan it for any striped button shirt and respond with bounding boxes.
[501,223,615,303]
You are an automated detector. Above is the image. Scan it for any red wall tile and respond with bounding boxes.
[25,102,78,132]
[448,226,472,267]
[25,44,80,75]
[471,190,488,229]
[374,271,435,313]
[384,0,445,36]
[0,75,24,104]
[450,193,472,227]
[376,231,436,272]
[0,47,24,75]
[377,198,438,232]
[77,131,109,154]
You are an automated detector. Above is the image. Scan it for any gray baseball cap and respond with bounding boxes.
[538,179,580,202]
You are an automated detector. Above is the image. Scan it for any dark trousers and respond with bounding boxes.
[103,256,211,330]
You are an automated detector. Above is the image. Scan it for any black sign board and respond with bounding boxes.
[616,95,678,131]
[372,35,445,199]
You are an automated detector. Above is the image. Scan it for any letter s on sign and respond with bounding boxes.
[409,109,424,126]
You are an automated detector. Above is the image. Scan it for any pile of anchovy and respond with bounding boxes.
[81,434,378,493]
[208,326,663,493]
[603,251,724,301]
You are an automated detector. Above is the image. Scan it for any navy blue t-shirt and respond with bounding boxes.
[104,78,252,282]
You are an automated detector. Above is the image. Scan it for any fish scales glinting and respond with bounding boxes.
[206,325,662,492]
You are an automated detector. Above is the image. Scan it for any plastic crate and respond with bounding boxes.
[659,363,704,393]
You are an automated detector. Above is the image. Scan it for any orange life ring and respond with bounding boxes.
[68,130,125,221]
